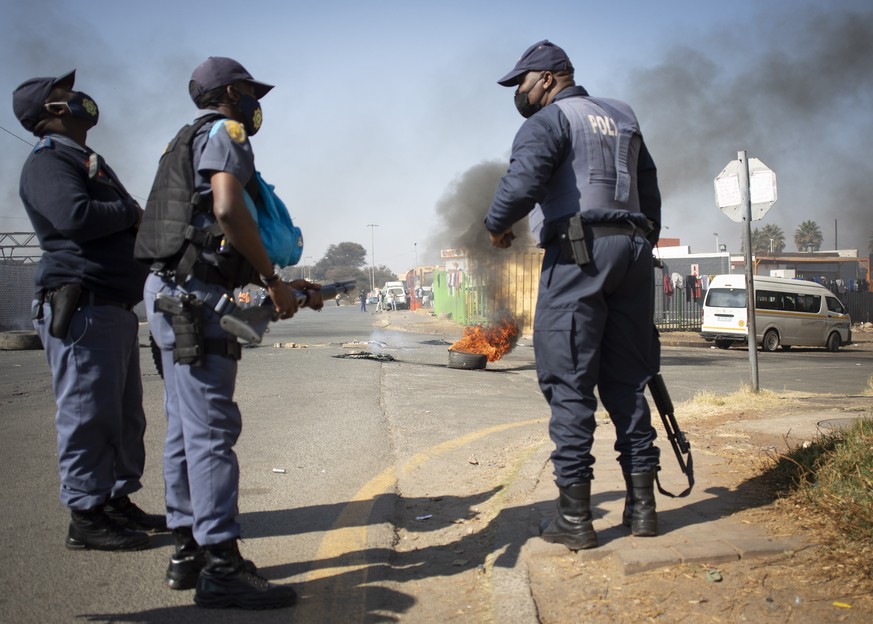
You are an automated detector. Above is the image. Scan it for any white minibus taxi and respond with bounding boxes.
[700,275,852,352]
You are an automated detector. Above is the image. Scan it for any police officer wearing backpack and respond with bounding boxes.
[485,41,663,550]
[13,70,166,552]
[137,57,319,609]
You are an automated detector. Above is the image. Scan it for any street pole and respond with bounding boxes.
[367,224,378,292]
[738,150,759,392]
[713,232,719,253]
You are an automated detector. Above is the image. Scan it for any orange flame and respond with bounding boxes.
[450,318,519,362]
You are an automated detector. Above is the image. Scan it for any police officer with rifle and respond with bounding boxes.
[485,41,664,551]
[136,57,321,610]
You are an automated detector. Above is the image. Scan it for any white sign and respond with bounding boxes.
[714,158,777,222]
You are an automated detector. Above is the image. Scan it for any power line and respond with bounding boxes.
[1,124,35,147]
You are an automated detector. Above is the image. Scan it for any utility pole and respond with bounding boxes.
[367,224,378,292]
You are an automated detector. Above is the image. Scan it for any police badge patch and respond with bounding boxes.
[223,120,247,143]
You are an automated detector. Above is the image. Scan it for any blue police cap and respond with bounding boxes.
[497,40,573,87]
[189,57,274,104]
[12,70,76,133]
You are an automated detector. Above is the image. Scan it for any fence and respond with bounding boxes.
[843,292,873,324]
[0,263,38,331]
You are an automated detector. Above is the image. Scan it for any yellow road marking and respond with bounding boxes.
[302,417,544,617]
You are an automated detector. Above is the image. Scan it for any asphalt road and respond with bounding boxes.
[0,306,869,623]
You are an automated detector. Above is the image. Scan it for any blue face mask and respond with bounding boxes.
[236,93,263,135]
[45,91,100,127]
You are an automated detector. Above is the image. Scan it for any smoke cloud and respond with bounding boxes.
[626,7,873,253]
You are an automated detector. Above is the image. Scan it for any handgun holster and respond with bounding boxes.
[48,283,83,339]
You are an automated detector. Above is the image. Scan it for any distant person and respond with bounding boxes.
[387,290,396,311]
[137,57,321,609]
[359,289,367,311]
[485,41,663,550]
[13,69,165,551]
[375,289,384,312]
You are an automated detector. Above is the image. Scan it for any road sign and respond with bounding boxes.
[714,158,777,222]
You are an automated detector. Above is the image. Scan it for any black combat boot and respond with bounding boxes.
[166,527,206,590]
[194,540,296,610]
[167,527,258,590]
[66,506,151,551]
[624,472,658,537]
[540,482,598,550]
[104,495,168,533]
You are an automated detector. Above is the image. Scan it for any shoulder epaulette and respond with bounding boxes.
[32,137,53,153]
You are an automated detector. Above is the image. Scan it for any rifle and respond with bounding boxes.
[648,372,694,498]
[219,280,357,344]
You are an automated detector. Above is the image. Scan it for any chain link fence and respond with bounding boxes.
[0,263,38,331]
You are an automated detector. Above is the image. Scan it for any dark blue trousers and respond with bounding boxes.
[534,234,660,487]
[145,273,242,546]
[35,301,146,510]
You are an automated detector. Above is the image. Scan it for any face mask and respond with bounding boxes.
[46,92,100,127]
[514,75,545,119]
[236,93,263,135]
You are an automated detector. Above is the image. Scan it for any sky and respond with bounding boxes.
[2,0,871,277]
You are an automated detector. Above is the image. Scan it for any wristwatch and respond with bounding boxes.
[262,272,280,286]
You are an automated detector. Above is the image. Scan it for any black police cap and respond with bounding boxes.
[188,57,274,104]
[497,40,573,87]
[12,70,76,133]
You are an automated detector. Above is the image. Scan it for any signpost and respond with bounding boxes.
[714,151,777,392]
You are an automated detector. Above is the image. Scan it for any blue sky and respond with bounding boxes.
[2,0,871,276]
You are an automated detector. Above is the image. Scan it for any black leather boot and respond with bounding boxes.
[622,473,634,528]
[540,483,598,550]
[167,528,258,590]
[625,472,658,537]
[166,527,205,590]
[66,506,150,551]
[194,539,296,609]
[104,495,168,533]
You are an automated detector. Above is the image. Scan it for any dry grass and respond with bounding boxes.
[763,415,873,580]
[678,384,806,419]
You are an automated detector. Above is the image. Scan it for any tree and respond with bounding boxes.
[306,242,399,295]
[746,224,784,255]
[794,220,823,252]
[761,224,785,253]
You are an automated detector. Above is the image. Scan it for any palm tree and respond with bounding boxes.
[747,228,765,255]
[794,220,823,252]
[761,224,785,253]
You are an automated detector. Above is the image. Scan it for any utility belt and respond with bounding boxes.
[153,261,237,290]
[33,284,134,339]
[551,214,649,267]
[153,292,241,366]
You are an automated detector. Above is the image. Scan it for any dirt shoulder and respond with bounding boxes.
[533,392,873,623]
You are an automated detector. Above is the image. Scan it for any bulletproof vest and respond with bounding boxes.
[134,114,257,286]
[533,96,643,245]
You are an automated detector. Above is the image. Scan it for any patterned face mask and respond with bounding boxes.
[45,92,99,127]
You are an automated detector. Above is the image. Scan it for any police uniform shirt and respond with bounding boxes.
[486,85,660,242]
[19,133,148,304]
[192,117,255,199]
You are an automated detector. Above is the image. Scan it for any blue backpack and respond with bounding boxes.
[242,172,304,267]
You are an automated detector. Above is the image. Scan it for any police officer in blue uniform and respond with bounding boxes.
[13,70,166,551]
[139,57,317,609]
[485,41,663,550]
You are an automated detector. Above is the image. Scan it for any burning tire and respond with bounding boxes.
[447,349,487,370]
